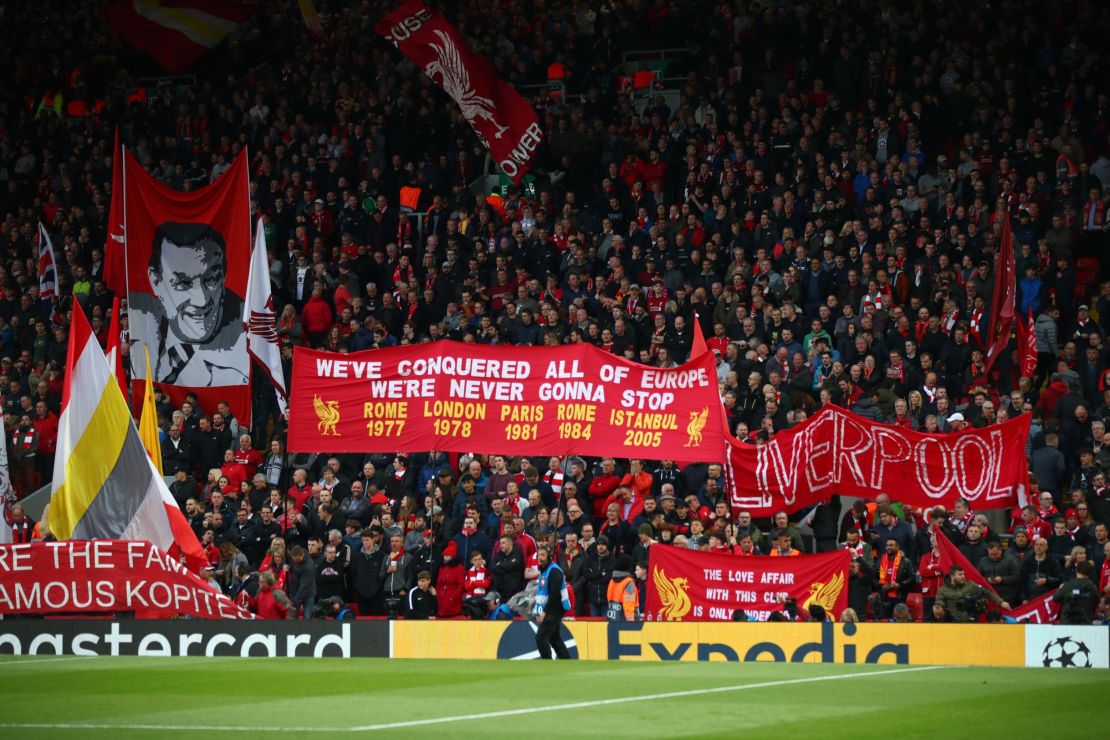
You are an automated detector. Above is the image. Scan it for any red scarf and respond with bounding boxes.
[879,551,903,595]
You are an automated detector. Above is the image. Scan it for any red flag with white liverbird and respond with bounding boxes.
[375,1,543,184]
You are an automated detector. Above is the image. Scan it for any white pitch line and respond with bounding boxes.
[0,656,100,667]
[347,665,953,731]
[0,664,953,734]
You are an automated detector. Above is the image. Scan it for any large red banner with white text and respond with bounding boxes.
[729,406,1030,516]
[124,149,252,424]
[287,342,725,460]
[645,546,850,622]
[0,540,254,619]
[375,1,542,183]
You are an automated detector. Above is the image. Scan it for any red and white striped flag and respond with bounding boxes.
[37,222,58,300]
[106,1,254,73]
[245,219,287,414]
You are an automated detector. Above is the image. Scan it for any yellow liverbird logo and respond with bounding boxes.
[652,566,692,621]
[684,407,709,447]
[313,395,341,436]
[802,572,846,614]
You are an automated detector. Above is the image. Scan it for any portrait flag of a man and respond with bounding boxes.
[124,149,252,424]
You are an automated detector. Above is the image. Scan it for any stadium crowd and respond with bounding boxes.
[1,0,1110,624]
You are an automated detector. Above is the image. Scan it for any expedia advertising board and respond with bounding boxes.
[0,620,389,658]
[391,621,1035,666]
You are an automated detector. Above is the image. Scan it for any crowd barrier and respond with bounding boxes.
[1,620,1106,668]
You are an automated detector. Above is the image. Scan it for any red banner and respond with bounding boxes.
[287,342,725,460]
[0,540,253,619]
[375,1,542,184]
[644,546,849,622]
[1005,590,1059,623]
[729,406,1030,516]
[124,149,252,424]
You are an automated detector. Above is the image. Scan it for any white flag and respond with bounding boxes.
[0,414,12,545]
[244,219,288,413]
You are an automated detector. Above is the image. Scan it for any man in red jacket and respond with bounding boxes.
[301,284,334,345]
[587,458,621,519]
[233,433,263,480]
[31,399,58,481]
[253,570,292,619]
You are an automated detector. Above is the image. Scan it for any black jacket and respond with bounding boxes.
[581,546,615,609]
[407,586,438,619]
[350,547,385,599]
[232,521,266,566]
[490,544,525,599]
[1019,554,1063,601]
[810,497,842,541]
[316,557,347,602]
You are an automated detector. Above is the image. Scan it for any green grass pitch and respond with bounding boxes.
[0,657,1107,738]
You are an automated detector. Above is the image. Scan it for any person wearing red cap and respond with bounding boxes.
[436,540,465,617]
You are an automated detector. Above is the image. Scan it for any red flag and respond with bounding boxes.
[124,149,252,425]
[106,295,128,402]
[983,214,1017,372]
[375,2,543,184]
[690,312,709,359]
[1018,308,1038,378]
[1003,590,1060,623]
[103,128,126,296]
[935,532,999,597]
[105,1,253,73]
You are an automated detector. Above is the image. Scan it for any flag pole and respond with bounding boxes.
[121,141,134,386]
[243,145,254,431]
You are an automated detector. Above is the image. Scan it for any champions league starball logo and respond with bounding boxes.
[1041,636,1093,668]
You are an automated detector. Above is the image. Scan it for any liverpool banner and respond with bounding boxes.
[125,149,252,423]
[729,406,1030,516]
[0,540,253,619]
[375,1,542,183]
[287,342,724,460]
[645,546,849,622]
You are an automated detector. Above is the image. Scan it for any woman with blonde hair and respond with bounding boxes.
[839,607,860,623]
[1064,546,1090,581]
[203,468,223,504]
[906,390,927,424]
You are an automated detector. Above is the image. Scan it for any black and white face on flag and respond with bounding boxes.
[123,149,252,423]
